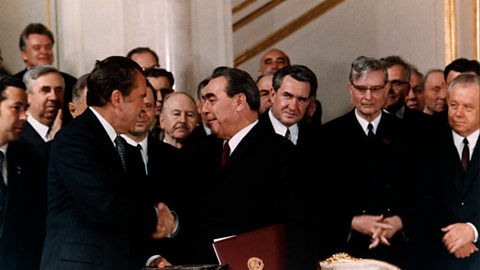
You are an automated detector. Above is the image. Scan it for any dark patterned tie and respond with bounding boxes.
[461,138,469,172]
[221,141,230,168]
[367,123,375,141]
[114,135,128,172]
[285,128,291,141]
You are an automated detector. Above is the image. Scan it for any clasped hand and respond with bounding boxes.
[152,202,176,239]
[351,214,402,249]
[441,223,478,259]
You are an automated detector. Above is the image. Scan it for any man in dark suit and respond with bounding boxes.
[411,74,480,269]
[21,65,64,146]
[259,64,318,150]
[0,77,36,270]
[381,55,432,125]
[122,80,184,266]
[40,56,177,270]
[317,56,414,268]
[4,66,64,270]
[184,66,315,270]
[14,23,77,125]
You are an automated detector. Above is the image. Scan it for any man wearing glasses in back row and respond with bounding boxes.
[314,56,415,268]
[380,56,431,126]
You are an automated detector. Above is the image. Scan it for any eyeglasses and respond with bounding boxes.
[351,83,385,95]
[389,80,409,89]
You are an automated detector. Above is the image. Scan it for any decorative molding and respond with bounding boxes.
[233,0,257,14]
[233,0,285,32]
[234,0,344,67]
[444,0,457,64]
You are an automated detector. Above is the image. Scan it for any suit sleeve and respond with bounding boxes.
[49,128,157,235]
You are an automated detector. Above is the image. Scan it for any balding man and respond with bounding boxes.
[258,48,290,76]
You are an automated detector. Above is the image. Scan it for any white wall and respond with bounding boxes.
[236,0,450,123]
[0,0,233,97]
[0,0,477,120]
[0,0,50,74]
[55,0,232,95]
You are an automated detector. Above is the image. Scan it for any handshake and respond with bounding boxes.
[152,202,178,239]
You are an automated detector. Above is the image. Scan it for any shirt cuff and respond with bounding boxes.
[146,255,162,267]
[168,210,179,238]
[467,222,478,242]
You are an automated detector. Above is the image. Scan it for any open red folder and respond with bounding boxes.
[212,224,286,270]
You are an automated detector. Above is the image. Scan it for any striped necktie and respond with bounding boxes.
[114,135,128,172]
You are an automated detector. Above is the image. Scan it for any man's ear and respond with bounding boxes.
[111,89,122,107]
[234,93,247,111]
[68,102,76,116]
[20,50,28,63]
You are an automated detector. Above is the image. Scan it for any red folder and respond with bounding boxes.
[212,224,286,270]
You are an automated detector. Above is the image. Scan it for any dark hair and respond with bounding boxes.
[444,58,480,80]
[0,76,26,102]
[210,66,260,111]
[380,55,412,81]
[146,79,157,104]
[86,56,143,107]
[126,47,159,66]
[71,73,89,103]
[196,78,210,99]
[144,68,174,88]
[19,23,55,50]
[272,64,318,98]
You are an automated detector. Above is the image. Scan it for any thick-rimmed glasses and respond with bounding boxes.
[351,83,385,95]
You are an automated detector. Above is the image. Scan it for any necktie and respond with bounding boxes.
[461,138,470,172]
[114,135,128,172]
[367,123,375,141]
[137,144,148,176]
[285,128,291,141]
[221,141,230,168]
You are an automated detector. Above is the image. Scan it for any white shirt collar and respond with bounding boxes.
[0,143,8,184]
[267,109,298,144]
[89,107,117,145]
[27,115,50,142]
[452,129,479,160]
[225,120,258,155]
[355,109,382,136]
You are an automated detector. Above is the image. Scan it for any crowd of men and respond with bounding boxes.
[0,22,479,270]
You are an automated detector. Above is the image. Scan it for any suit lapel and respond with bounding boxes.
[21,122,46,146]
[83,109,126,178]
[222,122,264,171]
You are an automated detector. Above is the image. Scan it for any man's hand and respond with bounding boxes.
[442,223,476,254]
[352,215,392,236]
[452,242,478,259]
[152,202,176,239]
[48,109,63,140]
[351,215,393,249]
[148,256,172,269]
